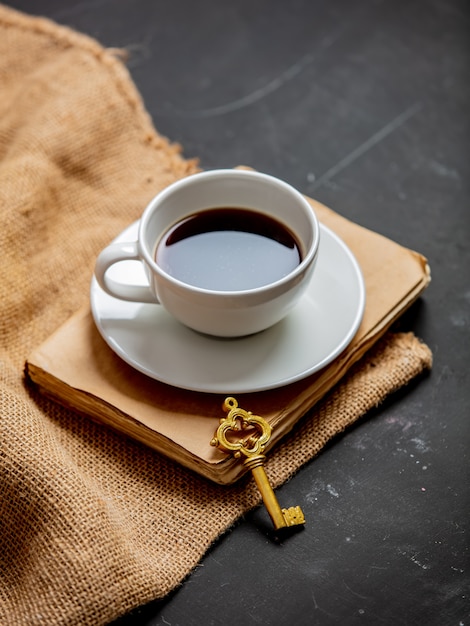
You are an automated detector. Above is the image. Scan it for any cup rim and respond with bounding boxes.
[138,169,320,297]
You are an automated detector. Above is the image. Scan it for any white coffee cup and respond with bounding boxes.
[94,169,320,337]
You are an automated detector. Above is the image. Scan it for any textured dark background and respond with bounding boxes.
[8,1,469,624]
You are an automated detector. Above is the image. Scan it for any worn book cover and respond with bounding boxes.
[25,197,430,484]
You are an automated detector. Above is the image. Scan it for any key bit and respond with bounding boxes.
[211,397,305,531]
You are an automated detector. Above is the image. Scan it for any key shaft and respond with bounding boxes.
[247,457,293,530]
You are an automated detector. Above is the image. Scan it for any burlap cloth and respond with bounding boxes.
[0,6,432,626]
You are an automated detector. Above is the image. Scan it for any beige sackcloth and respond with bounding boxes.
[0,6,432,626]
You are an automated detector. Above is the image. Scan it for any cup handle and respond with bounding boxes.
[94,241,159,304]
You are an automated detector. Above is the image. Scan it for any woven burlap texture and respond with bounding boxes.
[0,6,432,626]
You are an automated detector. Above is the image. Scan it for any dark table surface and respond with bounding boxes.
[8,1,469,624]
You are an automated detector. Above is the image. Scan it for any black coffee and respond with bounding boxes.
[155,207,302,291]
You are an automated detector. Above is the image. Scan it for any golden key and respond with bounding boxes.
[211,397,305,531]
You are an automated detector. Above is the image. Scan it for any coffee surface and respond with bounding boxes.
[155,208,301,291]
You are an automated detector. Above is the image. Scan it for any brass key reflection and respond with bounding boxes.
[211,397,305,531]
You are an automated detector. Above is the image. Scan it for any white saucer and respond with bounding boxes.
[90,221,365,393]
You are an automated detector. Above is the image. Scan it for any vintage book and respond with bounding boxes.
[25,197,430,484]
